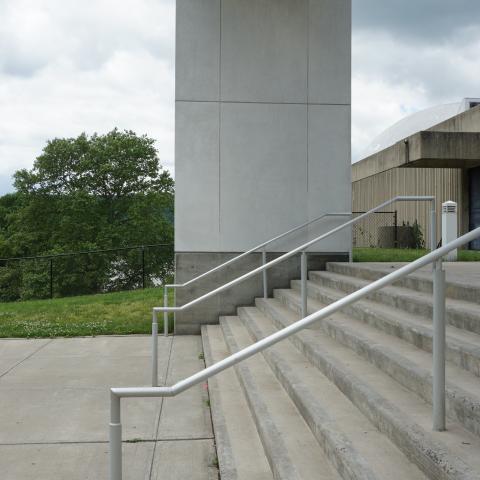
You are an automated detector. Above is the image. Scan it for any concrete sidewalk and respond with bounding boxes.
[0,335,217,480]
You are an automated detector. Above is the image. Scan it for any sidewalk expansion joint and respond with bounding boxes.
[0,436,214,447]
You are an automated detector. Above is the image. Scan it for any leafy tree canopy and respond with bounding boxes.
[0,129,174,301]
[14,129,173,197]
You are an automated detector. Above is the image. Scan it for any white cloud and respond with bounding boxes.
[0,0,176,192]
[352,25,480,161]
[1,0,479,191]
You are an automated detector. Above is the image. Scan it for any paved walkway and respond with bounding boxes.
[0,335,217,480]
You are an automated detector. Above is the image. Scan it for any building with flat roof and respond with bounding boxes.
[352,99,480,250]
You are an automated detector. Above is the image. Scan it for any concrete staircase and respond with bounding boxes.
[201,262,480,480]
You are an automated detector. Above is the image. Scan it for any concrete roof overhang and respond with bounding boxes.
[352,131,480,183]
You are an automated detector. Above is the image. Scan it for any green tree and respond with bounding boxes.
[0,129,174,301]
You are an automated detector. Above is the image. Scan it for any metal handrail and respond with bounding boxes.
[110,225,480,480]
[160,212,351,333]
[168,212,351,289]
[158,196,434,314]
[152,196,435,384]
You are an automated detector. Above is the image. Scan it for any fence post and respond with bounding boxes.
[141,247,145,289]
[50,258,53,299]
[432,259,446,431]
[394,210,398,248]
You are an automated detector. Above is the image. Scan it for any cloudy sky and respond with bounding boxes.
[0,0,479,195]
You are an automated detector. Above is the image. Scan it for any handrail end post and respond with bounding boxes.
[433,259,446,431]
[109,391,122,480]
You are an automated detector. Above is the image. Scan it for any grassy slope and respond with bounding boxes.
[2,248,479,338]
[0,287,173,338]
[353,248,480,262]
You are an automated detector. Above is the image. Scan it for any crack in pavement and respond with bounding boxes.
[0,339,54,380]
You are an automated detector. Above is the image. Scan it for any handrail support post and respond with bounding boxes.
[164,286,169,337]
[152,310,158,387]
[301,251,308,318]
[433,259,446,431]
[109,392,122,480]
[262,249,268,299]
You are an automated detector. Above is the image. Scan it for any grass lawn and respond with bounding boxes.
[353,248,480,263]
[0,287,174,338]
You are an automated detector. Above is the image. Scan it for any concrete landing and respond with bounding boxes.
[0,335,217,480]
[350,261,480,287]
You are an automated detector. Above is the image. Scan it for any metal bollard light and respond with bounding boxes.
[432,259,446,431]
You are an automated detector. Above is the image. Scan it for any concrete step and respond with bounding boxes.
[326,262,480,306]
[309,270,480,335]
[201,325,274,480]
[278,285,480,438]
[256,297,480,480]
[237,306,428,480]
[220,317,342,480]
[288,278,480,378]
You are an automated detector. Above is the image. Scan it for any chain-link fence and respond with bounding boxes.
[0,244,174,302]
[352,211,398,248]
[353,211,427,250]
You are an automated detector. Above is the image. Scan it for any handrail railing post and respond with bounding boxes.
[109,392,122,480]
[164,286,169,337]
[301,251,307,318]
[433,259,446,431]
[262,249,268,298]
[152,310,158,387]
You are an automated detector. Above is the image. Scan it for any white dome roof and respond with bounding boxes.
[358,101,466,161]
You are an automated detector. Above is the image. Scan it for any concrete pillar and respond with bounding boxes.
[175,0,352,333]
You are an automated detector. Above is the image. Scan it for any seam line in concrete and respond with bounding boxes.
[306,0,310,195]
[148,335,175,479]
[175,99,350,107]
[0,437,215,447]
[218,0,222,240]
[0,339,54,379]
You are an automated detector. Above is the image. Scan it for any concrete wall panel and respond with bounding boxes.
[307,105,351,251]
[175,1,352,330]
[309,0,351,105]
[176,0,220,101]
[219,103,308,251]
[220,0,308,103]
[175,102,220,251]
[175,252,348,334]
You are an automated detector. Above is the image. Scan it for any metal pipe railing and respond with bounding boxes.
[111,225,480,479]
[152,196,435,385]
[161,212,351,334]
